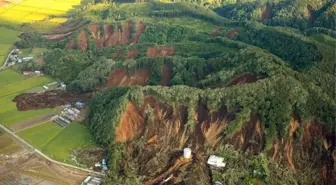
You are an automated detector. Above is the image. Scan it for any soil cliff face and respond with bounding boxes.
[113,97,335,184]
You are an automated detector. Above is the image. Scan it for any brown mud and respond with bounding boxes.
[147,47,175,58]
[159,64,172,86]
[125,49,139,60]
[42,31,75,40]
[112,95,335,185]
[77,30,89,51]
[65,39,75,50]
[13,90,91,111]
[113,49,123,60]
[229,73,258,86]
[104,68,151,87]
[131,21,145,45]
[261,3,274,21]
[226,28,240,38]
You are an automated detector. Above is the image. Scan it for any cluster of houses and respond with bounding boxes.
[51,102,84,127]
[7,49,34,67]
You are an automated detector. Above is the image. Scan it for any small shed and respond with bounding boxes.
[102,159,108,171]
[22,57,33,62]
[76,101,85,109]
[207,155,226,168]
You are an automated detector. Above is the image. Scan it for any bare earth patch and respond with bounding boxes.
[125,49,139,60]
[77,30,89,51]
[147,46,175,58]
[104,68,151,87]
[65,39,75,50]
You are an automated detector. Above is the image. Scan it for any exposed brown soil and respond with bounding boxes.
[115,103,144,142]
[159,64,172,86]
[89,24,101,47]
[131,21,145,45]
[104,68,151,87]
[228,73,258,86]
[144,155,192,185]
[65,39,75,50]
[125,49,139,60]
[55,19,89,34]
[42,31,75,40]
[10,113,56,132]
[211,27,221,37]
[112,94,336,185]
[113,49,123,60]
[147,46,175,58]
[77,30,89,51]
[307,4,317,27]
[13,90,91,111]
[124,20,133,43]
[34,56,44,65]
[104,21,133,47]
[261,3,274,21]
[227,28,240,39]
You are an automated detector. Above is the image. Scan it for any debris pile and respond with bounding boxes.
[13,90,91,111]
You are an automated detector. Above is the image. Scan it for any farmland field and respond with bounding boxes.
[0,69,96,165]
[0,108,55,127]
[0,70,54,128]
[0,0,84,65]
[42,123,96,163]
[17,121,63,149]
[0,0,83,24]
[0,27,20,65]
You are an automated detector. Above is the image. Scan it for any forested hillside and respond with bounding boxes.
[14,0,336,184]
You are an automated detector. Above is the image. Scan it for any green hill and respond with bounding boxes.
[10,1,336,184]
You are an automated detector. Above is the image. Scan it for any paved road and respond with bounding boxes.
[0,49,16,71]
[0,124,105,177]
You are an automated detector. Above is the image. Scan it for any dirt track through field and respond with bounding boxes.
[10,113,55,132]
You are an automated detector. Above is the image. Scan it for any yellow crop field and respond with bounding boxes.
[0,0,83,65]
[0,0,82,24]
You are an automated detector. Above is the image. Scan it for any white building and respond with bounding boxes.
[82,176,102,185]
[22,57,33,62]
[207,155,226,168]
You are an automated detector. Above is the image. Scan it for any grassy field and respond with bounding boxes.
[0,108,55,127]
[0,74,52,98]
[0,70,54,128]
[17,121,63,149]
[0,27,20,65]
[42,123,96,163]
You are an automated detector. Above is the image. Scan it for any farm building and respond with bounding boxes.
[207,155,226,168]
[76,101,85,109]
[22,57,33,62]
[82,176,102,185]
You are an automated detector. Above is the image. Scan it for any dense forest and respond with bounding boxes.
[17,0,336,184]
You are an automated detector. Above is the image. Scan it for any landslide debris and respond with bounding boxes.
[13,90,91,111]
